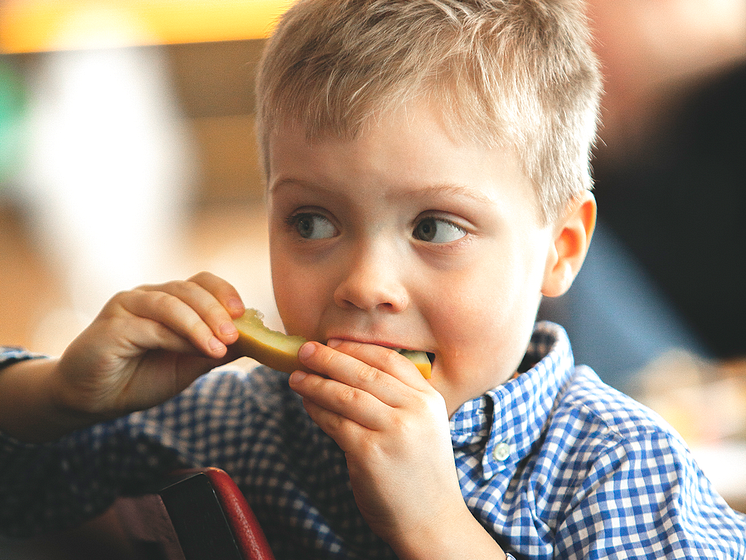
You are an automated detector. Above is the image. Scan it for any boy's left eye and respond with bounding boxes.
[289,213,338,239]
[413,217,466,243]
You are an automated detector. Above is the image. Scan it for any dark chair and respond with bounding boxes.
[115,467,275,560]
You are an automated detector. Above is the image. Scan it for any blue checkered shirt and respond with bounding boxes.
[2,322,745,558]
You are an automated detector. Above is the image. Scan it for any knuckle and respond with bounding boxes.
[355,430,381,457]
[206,299,228,318]
[387,413,408,434]
[317,347,339,371]
[188,271,219,290]
[353,363,377,384]
[161,279,202,299]
[154,279,182,293]
[188,270,212,282]
[177,279,202,296]
[328,413,350,440]
[151,290,180,311]
[385,351,408,373]
[100,290,130,315]
[335,385,359,407]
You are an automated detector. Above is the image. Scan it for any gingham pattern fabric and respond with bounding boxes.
[2,323,745,559]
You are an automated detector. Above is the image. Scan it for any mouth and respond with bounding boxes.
[390,348,434,362]
[330,337,434,362]
[325,336,436,375]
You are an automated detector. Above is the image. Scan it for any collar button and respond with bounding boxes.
[492,441,511,462]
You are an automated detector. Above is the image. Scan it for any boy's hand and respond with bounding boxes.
[54,272,245,420]
[290,341,505,559]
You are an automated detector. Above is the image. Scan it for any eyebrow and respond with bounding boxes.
[267,177,336,200]
[270,177,497,207]
[388,183,497,206]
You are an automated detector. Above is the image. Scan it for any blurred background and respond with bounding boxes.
[0,0,293,357]
[0,0,744,521]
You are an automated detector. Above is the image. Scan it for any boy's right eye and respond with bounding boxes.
[287,213,338,239]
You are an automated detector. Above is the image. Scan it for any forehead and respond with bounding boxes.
[268,101,535,213]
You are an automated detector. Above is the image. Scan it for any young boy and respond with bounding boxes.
[1,0,745,558]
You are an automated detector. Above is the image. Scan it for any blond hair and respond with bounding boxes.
[255,0,602,223]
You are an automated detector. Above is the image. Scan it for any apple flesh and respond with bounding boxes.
[232,309,432,379]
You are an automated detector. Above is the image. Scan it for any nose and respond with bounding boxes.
[333,243,409,313]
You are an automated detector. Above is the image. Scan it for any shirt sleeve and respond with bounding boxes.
[554,427,746,559]
[0,346,191,537]
[0,417,189,538]
[0,346,46,369]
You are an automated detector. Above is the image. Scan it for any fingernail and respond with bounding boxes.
[208,336,225,352]
[298,342,315,360]
[219,321,237,336]
[228,298,245,314]
[290,370,307,384]
[327,338,342,348]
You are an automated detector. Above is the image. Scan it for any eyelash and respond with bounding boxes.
[284,211,470,245]
[285,211,338,240]
[412,215,468,244]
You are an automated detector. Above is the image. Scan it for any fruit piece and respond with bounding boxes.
[398,350,432,379]
[232,309,307,374]
[232,308,432,378]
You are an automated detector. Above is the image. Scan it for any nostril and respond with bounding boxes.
[332,254,409,313]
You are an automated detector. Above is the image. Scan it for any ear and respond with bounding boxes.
[541,192,597,298]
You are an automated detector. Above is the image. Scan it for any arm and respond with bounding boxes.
[555,429,746,558]
[0,272,246,443]
[289,340,509,560]
[0,357,74,443]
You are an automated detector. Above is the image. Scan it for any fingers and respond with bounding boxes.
[290,341,439,442]
[188,271,246,318]
[310,340,429,385]
[297,341,425,405]
[105,272,244,359]
[291,369,391,436]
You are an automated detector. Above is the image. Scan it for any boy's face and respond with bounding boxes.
[266,103,559,414]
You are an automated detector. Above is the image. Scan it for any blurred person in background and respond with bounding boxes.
[7,20,197,354]
[540,0,746,392]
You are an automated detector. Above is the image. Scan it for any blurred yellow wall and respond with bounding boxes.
[0,0,293,53]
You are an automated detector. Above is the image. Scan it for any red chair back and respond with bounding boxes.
[115,467,275,560]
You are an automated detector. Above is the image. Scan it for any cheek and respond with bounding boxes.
[270,248,310,332]
[428,255,541,360]
[425,272,505,351]
[270,250,335,338]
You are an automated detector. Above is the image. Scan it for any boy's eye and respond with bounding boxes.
[290,213,338,239]
[413,217,466,243]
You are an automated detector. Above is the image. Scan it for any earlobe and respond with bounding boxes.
[541,192,596,298]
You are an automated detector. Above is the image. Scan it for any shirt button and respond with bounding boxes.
[492,442,511,462]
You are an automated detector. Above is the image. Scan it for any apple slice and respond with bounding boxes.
[232,309,432,378]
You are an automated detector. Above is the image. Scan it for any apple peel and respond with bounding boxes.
[232,309,432,379]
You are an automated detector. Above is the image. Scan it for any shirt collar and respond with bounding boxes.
[450,321,575,480]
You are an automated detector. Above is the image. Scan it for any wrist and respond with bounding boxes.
[388,502,507,560]
[0,358,103,443]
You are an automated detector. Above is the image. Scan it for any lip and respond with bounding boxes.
[325,335,419,352]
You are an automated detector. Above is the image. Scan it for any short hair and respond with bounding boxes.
[255,0,602,223]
